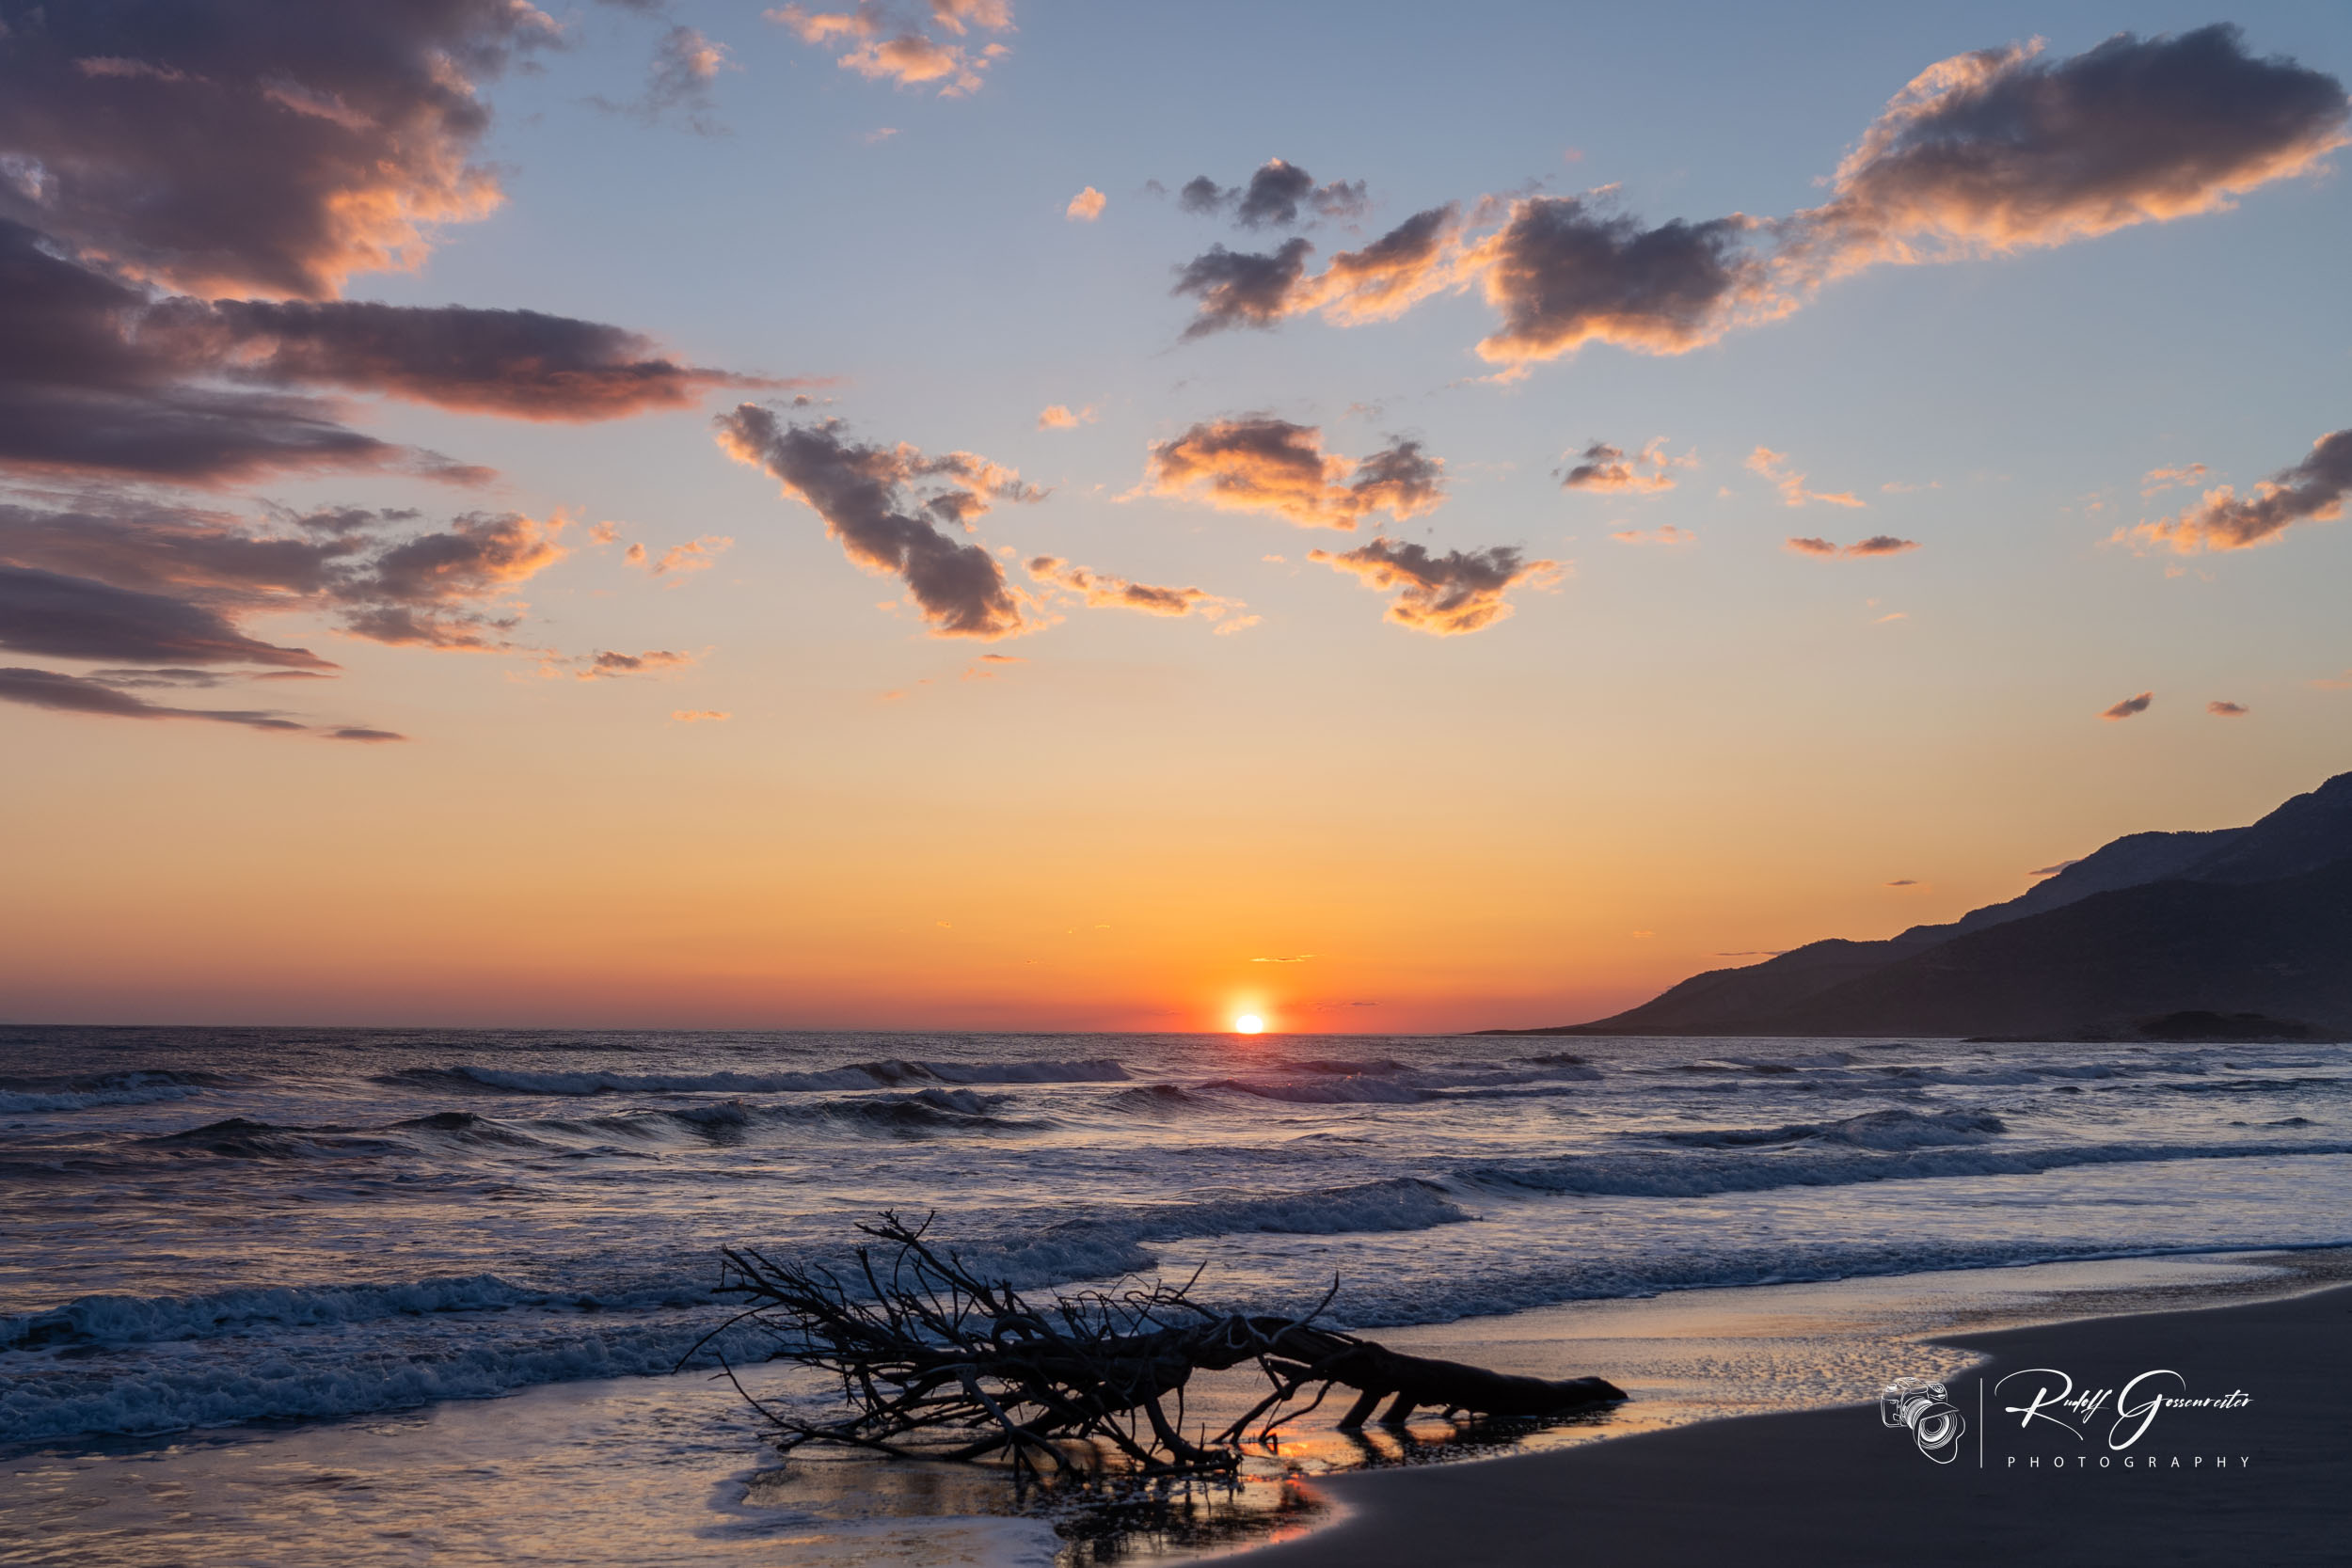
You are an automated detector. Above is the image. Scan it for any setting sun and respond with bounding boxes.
[1233,1015,1264,1034]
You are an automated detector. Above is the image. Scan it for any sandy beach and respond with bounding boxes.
[1248,1281,2352,1568]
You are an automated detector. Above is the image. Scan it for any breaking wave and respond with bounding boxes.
[1651,1108,2007,1151]
[1465,1137,2352,1199]
[0,1070,220,1115]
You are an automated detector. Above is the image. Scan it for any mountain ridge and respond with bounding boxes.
[1486,771,2352,1039]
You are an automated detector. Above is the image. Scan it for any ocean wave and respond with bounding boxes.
[822,1088,1032,1133]
[393,1058,1131,1097]
[0,1315,718,1442]
[1464,1136,2352,1199]
[139,1118,409,1161]
[543,1089,1027,1142]
[1101,1084,1212,1114]
[1204,1061,1598,1105]
[1205,1075,1430,1105]
[390,1110,561,1149]
[0,1070,219,1115]
[2,1274,555,1352]
[1650,1108,2008,1151]
[983,1178,1471,1283]
[1677,1051,1864,1075]
[2153,1076,2344,1096]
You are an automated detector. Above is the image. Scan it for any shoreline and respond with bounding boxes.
[5,1248,2346,1565]
[1240,1272,2352,1567]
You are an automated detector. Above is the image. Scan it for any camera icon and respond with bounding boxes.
[1881,1376,1965,1464]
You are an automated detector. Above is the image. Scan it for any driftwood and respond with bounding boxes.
[689,1212,1623,1476]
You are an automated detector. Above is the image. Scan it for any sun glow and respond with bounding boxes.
[1233,1014,1264,1034]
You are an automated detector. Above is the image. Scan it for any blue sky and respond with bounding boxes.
[2,3,2347,1027]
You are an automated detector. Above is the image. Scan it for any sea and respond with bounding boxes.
[3,1025,2349,1564]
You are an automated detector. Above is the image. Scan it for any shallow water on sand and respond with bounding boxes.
[6,1251,2344,1567]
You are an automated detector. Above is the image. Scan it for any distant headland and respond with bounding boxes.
[1483,771,2352,1041]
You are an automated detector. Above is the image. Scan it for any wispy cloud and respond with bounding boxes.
[2140,462,2209,497]
[2207,699,2249,717]
[1307,538,1561,635]
[627,535,734,578]
[590,25,737,135]
[569,649,698,681]
[2101,690,2153,721]
[1748,447,1863,508]
[1564,438,1695,495]
[768,0,1013,96]
[1784,533,1917,559]
[0,664,401,740]
[1027,557,1254,631]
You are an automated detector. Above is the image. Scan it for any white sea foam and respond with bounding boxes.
[1465,1136,2352,1198]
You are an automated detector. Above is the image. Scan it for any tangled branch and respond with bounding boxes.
[689,1212,1624,1476]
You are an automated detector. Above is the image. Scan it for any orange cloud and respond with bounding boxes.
[1748,447,1864,509]
[1037,404,1095,430]
[1065,186,1105,222]
[1565,437,1695,494]
[2102,691,2153,721]
[1611,525,1695,546]
[573,649,697,681]
[2122,429,2352,553]
[1167,29,2348,373]
[627,534,734,578]
[1307,538,1561,635]
[673,708,731,722]
[1027,556,1255,632]
[1785,532,1918,558]
[1140,418,1444,531]
[2207,700,2249,717]
[2140,462,2209,497]
[769,1,1013,96]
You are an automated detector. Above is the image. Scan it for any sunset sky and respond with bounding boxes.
[3,2,2348,1032]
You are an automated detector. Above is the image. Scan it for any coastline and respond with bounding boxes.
[1242,1274,2352,1567]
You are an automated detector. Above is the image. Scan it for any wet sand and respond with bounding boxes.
[1245,1280,2352,1567]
